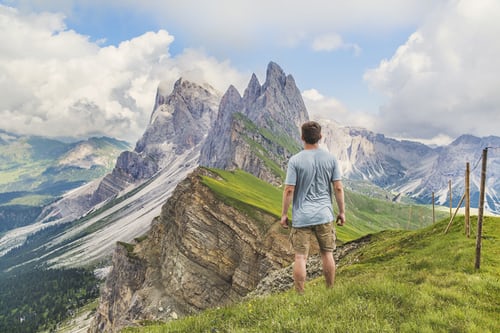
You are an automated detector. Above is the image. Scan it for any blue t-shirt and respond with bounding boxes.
[285,148,342,227]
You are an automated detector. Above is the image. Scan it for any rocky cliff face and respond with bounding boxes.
[321,121,435,186]
[90,168,292,332]
[90,78,219,207]
[199,62,308,185]
[38,79,220,224]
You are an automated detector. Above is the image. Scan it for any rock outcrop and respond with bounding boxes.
[199,61,309,185]
[38,79,220,224]
[90,78,220,206]
[89,168,293,332]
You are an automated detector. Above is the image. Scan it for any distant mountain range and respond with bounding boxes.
[320,123,500,213]
[0,133,130,233]
[0,131,130,201]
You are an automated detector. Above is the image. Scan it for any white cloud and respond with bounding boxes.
[0,5,247,142]
[302,89,375,129]
[364,0,500,140]
[312,33,343,52]
[9,0,437,51]
[311,33,361,55]
[145,0,436,42]
[408,134,454,147]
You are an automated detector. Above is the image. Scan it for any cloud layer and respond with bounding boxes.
[2,0,500,145]
[0,5,247,142]
[364,0,500,141]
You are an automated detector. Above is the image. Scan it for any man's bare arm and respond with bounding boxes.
[333,180,345,226]
[280,185,295,228]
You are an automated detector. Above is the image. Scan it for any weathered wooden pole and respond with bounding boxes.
[449,180,452,218]
[407,205,412,229]
[475,148,488,270]
[432,191,435,224]
[445,193,465,234]
[465,162,470,238]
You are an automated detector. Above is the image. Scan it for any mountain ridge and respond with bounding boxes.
[0,134,130,235]
[318,120,500,213]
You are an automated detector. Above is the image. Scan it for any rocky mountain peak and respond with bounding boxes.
[224,84,243,103]
[246,62,308,142]
[73,79,220,211]
[136,79,220,157]
[449,134,481,147]
[200,62,308,184]
[263,61,286,89]
[243,73,261,103]
[198,85,242,169]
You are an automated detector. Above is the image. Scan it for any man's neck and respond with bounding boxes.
[304,143,319,150]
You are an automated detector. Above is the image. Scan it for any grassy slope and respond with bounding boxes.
[119,168,499,333]
[200,168,447,243]
[124,215,500,333]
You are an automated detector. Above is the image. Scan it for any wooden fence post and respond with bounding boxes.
[432,191,435,224]
[475,148,488,270]
[449,180,452,218]
[465,162,470,238]
[444,193,465,234]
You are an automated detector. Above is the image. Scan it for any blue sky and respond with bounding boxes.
[1,0,499,144]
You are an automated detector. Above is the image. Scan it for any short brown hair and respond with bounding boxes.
[301,121,322,144]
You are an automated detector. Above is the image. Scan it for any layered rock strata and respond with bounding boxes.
[90,168,293,332]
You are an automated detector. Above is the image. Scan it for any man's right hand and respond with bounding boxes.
[280,215,289,229]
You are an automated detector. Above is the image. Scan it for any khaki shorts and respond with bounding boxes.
[290,222,336,255]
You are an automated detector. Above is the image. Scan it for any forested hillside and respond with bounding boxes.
[0,268,99,333]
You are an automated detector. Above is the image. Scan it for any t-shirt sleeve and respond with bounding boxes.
[285,159,297,185]
[331,157,342,181]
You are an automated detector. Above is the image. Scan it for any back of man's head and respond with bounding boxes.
[301,121,322,144]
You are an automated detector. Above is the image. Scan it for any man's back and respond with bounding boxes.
[285,148,341,227]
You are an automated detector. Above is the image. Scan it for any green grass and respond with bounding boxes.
[123,216,500,333]
[201,168,284,218]
[200,168,446,243]
[0,161,50,186]
[3,194,54,206]
[233,113,302,155]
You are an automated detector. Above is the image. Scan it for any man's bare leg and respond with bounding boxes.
[321,250,336,288]
[293,253,307,294]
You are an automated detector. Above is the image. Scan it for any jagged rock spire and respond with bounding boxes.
[199,85,242,169]
[243,73,262,103]
[92,79,220,205]
[199,61,309,184]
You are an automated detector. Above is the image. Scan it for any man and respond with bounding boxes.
[280,121,345,294]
